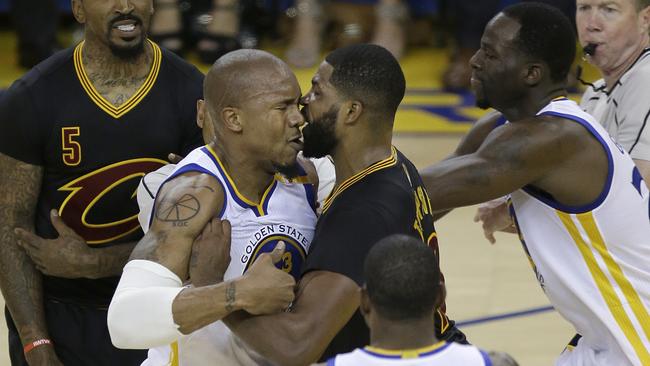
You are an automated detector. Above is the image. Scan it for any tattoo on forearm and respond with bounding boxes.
[156,194,201,226]
[0,154,45,333]
[225,282,236,312]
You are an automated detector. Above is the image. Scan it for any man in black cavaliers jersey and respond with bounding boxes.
[222,44,466,365]
[0,0,203,365]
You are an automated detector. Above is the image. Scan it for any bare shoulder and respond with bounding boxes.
[488,351,519,366]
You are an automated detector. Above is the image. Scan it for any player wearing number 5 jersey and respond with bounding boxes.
[0,0,203,362]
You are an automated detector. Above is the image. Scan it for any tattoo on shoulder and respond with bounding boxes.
[225,281,236,312]
[156,194,201,226]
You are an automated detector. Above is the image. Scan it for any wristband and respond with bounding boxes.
[23,339,52,354]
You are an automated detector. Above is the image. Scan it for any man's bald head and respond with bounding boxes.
[203,50,295,122]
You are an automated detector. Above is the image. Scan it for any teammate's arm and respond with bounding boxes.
[421,117,575,211]
[0,153,62,365]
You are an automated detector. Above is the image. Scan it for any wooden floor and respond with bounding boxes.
[0,29,592,365]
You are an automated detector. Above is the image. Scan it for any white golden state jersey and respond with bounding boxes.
[508,98,650,366]
[144,145,317,366]
[327,342,491,366]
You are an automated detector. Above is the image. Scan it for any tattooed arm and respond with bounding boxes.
[108,172,294,347]
[0,153,63,364]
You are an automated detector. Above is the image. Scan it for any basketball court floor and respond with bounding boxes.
[0,30,599,365]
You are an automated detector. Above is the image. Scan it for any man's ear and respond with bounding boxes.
[360,286,371,319]
[221,107,243,133]
[523,62,543,87]
[343,101,364,125]
[196,100,205,129]
[72,0,85,23]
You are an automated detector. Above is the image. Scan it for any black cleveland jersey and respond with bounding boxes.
[302,147,461,361]
[0,40,203,306]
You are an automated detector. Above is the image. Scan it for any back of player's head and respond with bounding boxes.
[204,49,293,120]
[364,234,441,321]
[502,2,576,83]
[325,44,405,119]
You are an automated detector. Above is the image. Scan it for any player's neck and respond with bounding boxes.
[331,132,392,185]
[81,38,153,81]
[500,87,566,123]
[210,142,275,204]
[369,317,438,351]
[602,39,649,90]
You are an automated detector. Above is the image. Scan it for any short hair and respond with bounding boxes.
[502,2,576,83]
[325,44,405,117]
[637,0,650,10]
[364,234,441,321]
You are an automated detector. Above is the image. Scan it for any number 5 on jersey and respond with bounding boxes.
[62,127,81,166]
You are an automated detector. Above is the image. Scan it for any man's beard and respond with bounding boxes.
[273,162,301,180]
[302,105,339,159]
[109,39,145,60]
[107,14,145,61]
[475,96,491,110]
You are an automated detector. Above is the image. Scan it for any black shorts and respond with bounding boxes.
[5,299,147,366]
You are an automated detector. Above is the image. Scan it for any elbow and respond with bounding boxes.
[107,299,139,349]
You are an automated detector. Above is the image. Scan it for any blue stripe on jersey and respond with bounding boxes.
[480,350,493,366]
[524,111,614,214]
[494,114,508,128]
[201,146,260,214]
[295,162,318,214]
[148,163,227,228]
[326,357,336,366]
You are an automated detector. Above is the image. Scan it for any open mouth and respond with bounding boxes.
[289,135,304,150]
[111,18,141,39]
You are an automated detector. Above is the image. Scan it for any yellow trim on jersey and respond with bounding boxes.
[321,147,398,213]
[205,144,276,215]
[365,341,446,359]
[73,40,162,119]
[169,341,179,366]
[557,211,650,364]
[577,213,650,343]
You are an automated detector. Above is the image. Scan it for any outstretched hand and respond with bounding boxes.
[15,210,96,278]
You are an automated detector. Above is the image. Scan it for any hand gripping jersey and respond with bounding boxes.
[327,342,492,366]
[508,98,650,365]
[144,145,317,366]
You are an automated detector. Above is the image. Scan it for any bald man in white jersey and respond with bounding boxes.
[107,49,320,365]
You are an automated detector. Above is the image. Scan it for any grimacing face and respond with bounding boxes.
[300,62,342,158]
[238,71,305,174]
[576,0,650,73]
[74,0,153,59]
